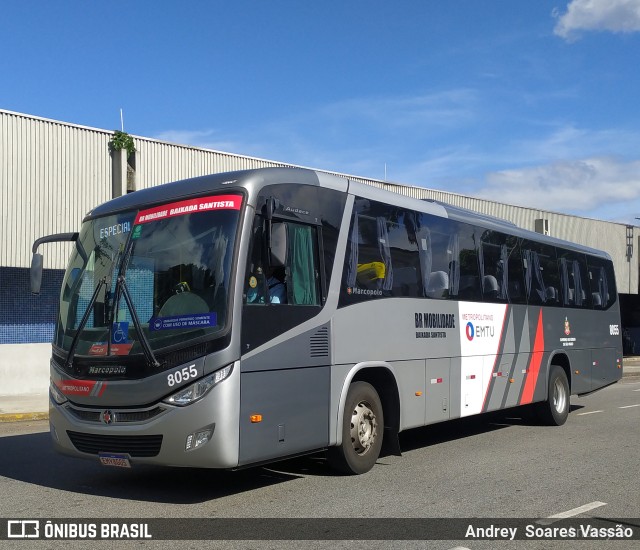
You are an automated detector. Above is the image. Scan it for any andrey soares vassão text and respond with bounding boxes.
[465,523,634,541]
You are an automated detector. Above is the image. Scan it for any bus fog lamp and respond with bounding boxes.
[185,427,213,452]
[194,429,212,448]
[164,364,234,407]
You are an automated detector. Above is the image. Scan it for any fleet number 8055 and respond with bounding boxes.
[167,364,198,387]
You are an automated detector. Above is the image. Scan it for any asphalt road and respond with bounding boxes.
[0,378,638,550]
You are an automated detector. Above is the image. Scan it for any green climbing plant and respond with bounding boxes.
[108,130,136,156]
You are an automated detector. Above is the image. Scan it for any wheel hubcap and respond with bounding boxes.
[350,400,377,456]
[553,378,567,413]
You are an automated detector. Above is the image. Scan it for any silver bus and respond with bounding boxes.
[31,167,623,474]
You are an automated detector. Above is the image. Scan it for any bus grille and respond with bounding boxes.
[67,406,165,424]
[67,431,163,457]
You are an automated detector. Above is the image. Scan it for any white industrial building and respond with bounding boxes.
[1,108,639,395]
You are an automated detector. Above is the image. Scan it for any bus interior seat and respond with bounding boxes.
[545,286,558,303]
[426,271,449,299]
[356,261,386,287]
[592,292,602,308]
[483,275,499,299]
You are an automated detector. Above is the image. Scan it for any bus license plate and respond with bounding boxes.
[98,453,131,468]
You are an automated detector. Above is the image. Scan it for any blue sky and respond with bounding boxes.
[2,1,640,224]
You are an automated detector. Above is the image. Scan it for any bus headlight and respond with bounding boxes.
[50,380,68,405]
[163,364,233,407]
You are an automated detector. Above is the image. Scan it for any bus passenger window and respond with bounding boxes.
[587,255,615,310]
[417,213,456,300]
[351,214,392,291]
[522,241,559,306]
[558,253,590,308]
[449,221,481,301]
[478,231,525,304]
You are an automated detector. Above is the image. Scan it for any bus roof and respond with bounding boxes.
[86,167,345,220]
[86,167,610,260]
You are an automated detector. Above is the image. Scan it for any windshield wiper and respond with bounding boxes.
[107,230,161,369]
[115,275,161,369]
[64,277,107,369]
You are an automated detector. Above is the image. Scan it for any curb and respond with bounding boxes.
[0,412,49,423]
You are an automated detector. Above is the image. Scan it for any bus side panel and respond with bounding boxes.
[458,302,508,417]
[591,347,620,390]
[424,357,451,426]
[238,366,330,466]
[483,306,530,412]
[541,306,622,395]
[395,359,426,431]
[567,348,592,395]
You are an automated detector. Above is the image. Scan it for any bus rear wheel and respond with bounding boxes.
[535,365,570,426]
[328,381,384,475]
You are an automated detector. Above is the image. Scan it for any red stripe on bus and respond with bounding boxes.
[520,310,545,405]
[55,379,106,397]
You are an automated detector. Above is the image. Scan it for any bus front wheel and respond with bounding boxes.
[535,365,570,426]
[328,381,384,475]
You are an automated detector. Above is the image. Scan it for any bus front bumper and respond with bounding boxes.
[48,369,240,469]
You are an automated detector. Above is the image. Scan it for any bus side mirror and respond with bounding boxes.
[30,231,80,295]
[30,253,44,295]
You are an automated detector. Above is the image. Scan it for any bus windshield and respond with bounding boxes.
[55,194,243,359]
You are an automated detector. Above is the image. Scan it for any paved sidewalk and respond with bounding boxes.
[0,393,48,421]
[1,359,639,422]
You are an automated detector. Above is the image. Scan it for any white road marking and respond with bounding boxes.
[576,410,603,416]
[537,501,607,525]
[619,404,640,409]
[448,547,472,550]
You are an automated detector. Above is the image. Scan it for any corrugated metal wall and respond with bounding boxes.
[0,110,292,269]
[1,108,637,294]
[1,110,112,269]
[134,138,288,191]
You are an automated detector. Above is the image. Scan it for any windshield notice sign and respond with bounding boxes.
[149,313,218,331]
[135,195,241,225]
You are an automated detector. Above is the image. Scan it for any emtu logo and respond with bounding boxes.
[466,322,475,341]
[465,322,494,341]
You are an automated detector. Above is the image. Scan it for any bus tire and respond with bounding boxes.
[328,381,384,475]
[535,365,570,426]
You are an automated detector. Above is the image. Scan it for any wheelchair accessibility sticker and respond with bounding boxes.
[112,322,129,344]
